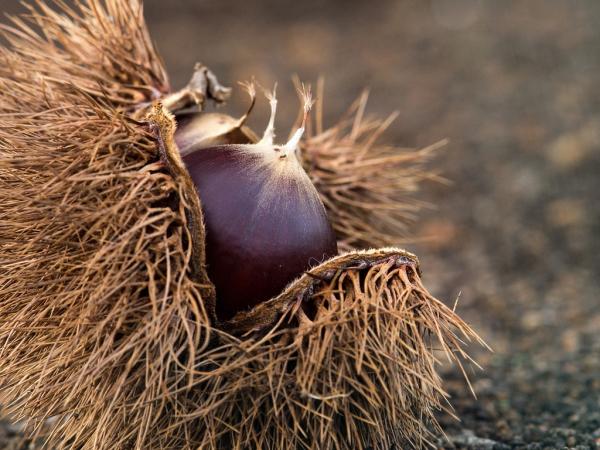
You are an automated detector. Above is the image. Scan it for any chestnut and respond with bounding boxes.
[180,88,338,320]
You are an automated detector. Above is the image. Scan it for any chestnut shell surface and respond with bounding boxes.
[183,145,338,320]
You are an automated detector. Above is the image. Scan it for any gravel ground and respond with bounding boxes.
[1,0,599,448]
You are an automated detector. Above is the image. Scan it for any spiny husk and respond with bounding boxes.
[0,0,213,447]
[301,86,446,251]
[0,1,487,449]
[0,92,213,446]
[0,0,169,108]
[144,248,486,449]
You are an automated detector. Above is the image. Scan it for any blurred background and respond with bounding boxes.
[2,0,600,448]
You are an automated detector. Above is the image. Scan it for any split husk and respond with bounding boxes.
[0,1,487,449]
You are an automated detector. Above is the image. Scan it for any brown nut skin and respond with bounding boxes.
[183,145,338,321]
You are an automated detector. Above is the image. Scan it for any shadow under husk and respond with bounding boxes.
[0,1,487,449]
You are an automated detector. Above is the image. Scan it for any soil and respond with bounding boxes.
[1,0,599,448]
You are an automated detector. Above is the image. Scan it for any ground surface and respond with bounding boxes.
[1,0,599,448]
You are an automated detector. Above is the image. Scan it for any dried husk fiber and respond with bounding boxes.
[300,83,447,252]
[0,1,487,449]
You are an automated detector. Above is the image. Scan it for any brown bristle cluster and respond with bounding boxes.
[301,84,447,251]
[163,249,487,449]
[0,1,487,449]
[0,1,213,446]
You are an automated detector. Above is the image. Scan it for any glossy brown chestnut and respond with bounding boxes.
[180,89,337,320]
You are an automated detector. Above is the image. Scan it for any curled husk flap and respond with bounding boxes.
[0,1,487,449]
[182,248,486,450]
